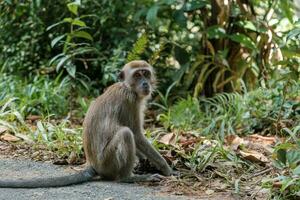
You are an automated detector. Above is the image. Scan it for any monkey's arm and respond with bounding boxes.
[135,135,172,176]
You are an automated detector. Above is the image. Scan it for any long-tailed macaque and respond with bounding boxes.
[0,60,172,188]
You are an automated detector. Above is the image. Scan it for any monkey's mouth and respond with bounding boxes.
[142,89,151,95]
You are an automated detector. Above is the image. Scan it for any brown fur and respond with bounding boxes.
[83,61,171,180]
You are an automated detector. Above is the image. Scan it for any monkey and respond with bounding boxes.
[0,60,172,188]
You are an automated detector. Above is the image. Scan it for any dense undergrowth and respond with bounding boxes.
[0,75,299,199]
[1,0,300,199]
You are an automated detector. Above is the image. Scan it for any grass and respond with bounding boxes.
[0,73,71,116]
[158,81,300,139]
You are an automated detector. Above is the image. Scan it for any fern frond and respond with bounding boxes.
[127,33,148,62]
[202,92,242,108]
[149,42,165,65]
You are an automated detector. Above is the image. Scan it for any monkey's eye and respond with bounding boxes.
[134,73,141,79]
[143,70,151,78]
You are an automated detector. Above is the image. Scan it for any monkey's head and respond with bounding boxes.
[119,60,156,98]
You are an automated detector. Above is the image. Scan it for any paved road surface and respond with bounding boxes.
[0,157,194,200]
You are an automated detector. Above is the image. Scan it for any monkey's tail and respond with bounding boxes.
[0,166,96,188]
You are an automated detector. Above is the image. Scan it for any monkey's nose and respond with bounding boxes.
[142,82,149,89]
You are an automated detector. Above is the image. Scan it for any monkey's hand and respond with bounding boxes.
[170,170,180,177]
[120,174,165,183]
[146,174,165,182]
[160,165,172,176]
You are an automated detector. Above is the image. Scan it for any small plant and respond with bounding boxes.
[0,98,30,135]
[0,73,71,116]
[262,125,300,199]
[158,80,300,140]
[33,118,83,159]
[48,0,98,78]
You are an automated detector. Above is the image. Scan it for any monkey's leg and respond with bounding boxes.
[135,135,172,176]
[101,127,136,180]
[136,149,146,160]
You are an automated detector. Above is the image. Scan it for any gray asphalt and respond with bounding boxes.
[0,157,195,200]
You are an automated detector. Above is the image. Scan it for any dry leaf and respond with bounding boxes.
[67,151,77,164]
[0,126,8,135]
[205,189,215,195]
[0,133,21,142]
[158,133,176,145]
[26,115,42,121]
[225,135,248,150]
[239,149,269,163]
[15,133,33,144]
[247,134,276,145]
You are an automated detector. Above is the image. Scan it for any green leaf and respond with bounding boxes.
[65,63,76,78]
[173,9,187,27]
[71,47,98,56]
[161,0,177,5]
[46,21,66,31]
[229,33,256,50]
[63,17,73,23]
[275,142,295,150]
[146,4,159,25]
[286,150,300,167]
[184,0,208,11]
[72,31,93,41]
[287,28,300,40]
[36,121,48,141]
[56,56,71,72]
[67,2,79,16]
[206,25,226,39]
[49,53,65,65]
[51,35,66,48]
[72,19,86,27]
[293,165,300,175]
[277,149,287,165]
[281,177,295,192]
[279,0,294,23]
[272,160,285,169]
[4,0,12,5]
[236,21,257,32]
[63,35,72,53]
[174,46,189,65]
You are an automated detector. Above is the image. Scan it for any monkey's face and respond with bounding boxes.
[129,69,152,97]
[119,61,156,98]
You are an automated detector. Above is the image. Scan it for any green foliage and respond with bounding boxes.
[1,0,299,96]
[0,96,83,159]
[0,73,71,116]
[135,0,300,96]
[0,0,65,75]
[0,98,29,135]
[159,80,300,140]
[159,96,203,131]
[48,1,96,78]
[33,119,83,158]
[262,125,300,199]
[186,141,248,174]
[127,33,148,62]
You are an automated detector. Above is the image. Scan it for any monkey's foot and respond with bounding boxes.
[120,173,165,183]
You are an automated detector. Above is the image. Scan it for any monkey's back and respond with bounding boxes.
[83,83,139,169]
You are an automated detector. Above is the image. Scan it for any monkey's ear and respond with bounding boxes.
[118,71,125,81]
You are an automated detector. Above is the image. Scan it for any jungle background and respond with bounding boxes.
[0,0,299,199]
